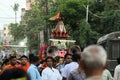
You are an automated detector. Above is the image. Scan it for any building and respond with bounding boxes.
[0,30,4,45]
[21,0,35,24]
[21,0,46,46]
[26,0,35,10]
[3,24,13,46]
[20,8,26,25]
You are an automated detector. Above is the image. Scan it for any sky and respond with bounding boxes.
[0,0,26,30]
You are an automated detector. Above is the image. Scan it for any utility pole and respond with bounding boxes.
[86,0,89,22]
[86,5,89,22]
[45,0,49,15]
[45,0,49,44]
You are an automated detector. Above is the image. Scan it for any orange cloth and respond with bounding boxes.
[19,62,30,72]
[2,64,19,72]
[0,69,2,75]
[40,65,47,74]
[40,65,47,70]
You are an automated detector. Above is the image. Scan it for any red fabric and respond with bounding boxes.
[38,45,48,60]
[57,50,67,57]
[56,12,60,19]
[0,70,2,75]
[18,62,30,72]
[49,12,61,21]
[40,65,47,74]
[2,64,20,72]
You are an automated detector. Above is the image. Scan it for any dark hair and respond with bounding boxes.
[2,59,9,66]
[54,56,60,63]
[64,53,72,59]
[45,56,54,62]
[40,60,46,64]
[29,54,34,62]
[0,68,30,80]
[117,57,120,64]
[70,45,81,54]
[72,53,81,62]
[47,46,58,54]
[30,56,39,63]
[20,55,28,60]
[9,56,16,60]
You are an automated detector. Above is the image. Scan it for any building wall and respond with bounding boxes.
[21,0,45,45]
[21,8,26,21]
[26,1,31,10]
[0,30,4,44]
[3,24,13,44]
[21,8,26,25]
[21,0,35,24]
[26,0,35,10]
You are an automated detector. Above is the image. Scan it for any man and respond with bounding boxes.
[64,53,72,64]
[2,56,18,72]
[42,56,62,80]
[113,57,120,80]
[57,54,72,73]
[0,68,30,80]
[102,61,113,80]
[68,54,86,80]
[19,55,30,72]
[0,47,5,62]
[62,53,80,80]
[27,56,42,80]
[81,45,107,80]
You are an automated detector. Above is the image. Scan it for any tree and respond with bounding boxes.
[77,19,99,47]
[101,10,120,34]
[48,0,120,48]
[14,0,120,51]
[12,3,19,23]
[89,0,120,35]
[50,0,98,48]
[24,0,50,51]
[9,23,25,44]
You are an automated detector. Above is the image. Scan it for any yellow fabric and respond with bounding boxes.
[11,77,27,80]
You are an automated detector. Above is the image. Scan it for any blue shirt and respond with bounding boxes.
[27,64,42,80]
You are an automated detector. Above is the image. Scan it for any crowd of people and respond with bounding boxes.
[0,44,119,80]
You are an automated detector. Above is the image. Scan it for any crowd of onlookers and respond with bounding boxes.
[0,45,120,80]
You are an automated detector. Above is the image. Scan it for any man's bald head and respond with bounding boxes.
[82,45,107,69]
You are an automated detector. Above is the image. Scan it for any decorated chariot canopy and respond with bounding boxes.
[47,12,76,57]
[49,20,76,49]
[52,20,68,38]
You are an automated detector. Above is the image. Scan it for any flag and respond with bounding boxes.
[49,12,60,21]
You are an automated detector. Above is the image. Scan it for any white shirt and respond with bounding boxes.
[114,64,120,80]
[102,69,113,80]
[42,67,62,80]
[61,62,79,80]
[0,51,5,61]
